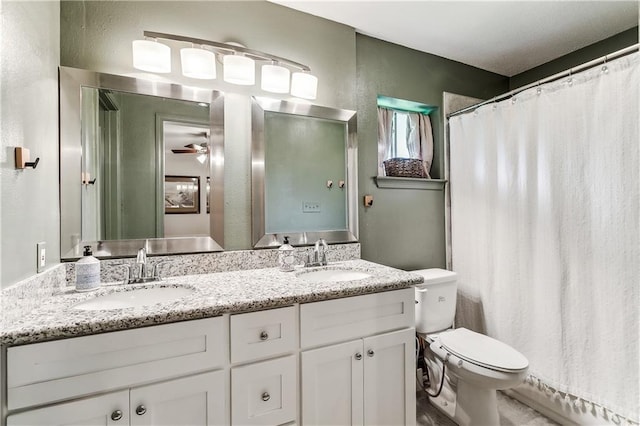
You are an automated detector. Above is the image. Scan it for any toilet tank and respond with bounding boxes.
[413,269,458,334]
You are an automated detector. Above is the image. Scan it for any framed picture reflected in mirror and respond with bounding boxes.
[164,175,200,214]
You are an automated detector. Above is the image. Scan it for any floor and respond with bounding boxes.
[417,389,559,426]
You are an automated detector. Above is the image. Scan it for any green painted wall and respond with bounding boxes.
[510,27,638,90]
[356,34,509,270]
[1,0,60,288]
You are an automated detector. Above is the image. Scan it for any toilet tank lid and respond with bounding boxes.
[412,268,457,285]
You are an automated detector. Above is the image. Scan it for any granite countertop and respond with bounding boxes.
[0,260,423,347]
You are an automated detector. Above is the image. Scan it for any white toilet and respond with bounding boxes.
[414,268,529,426]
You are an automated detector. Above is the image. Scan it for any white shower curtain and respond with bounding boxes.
[449,52,639,422]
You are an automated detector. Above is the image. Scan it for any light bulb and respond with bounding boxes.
[291,72,318,100]
[223,55,255,85]
[181,47,216,79]
[132,40,171,73]
[261,64,290,93]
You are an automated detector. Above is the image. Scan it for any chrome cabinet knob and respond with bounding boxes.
[355,352,362,360]
[111,410,123,421]
[261,392,270,402]
[135,405,147,416]
[367,349,375,357]
[260,331,269,341]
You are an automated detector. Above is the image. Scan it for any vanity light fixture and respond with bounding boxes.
[223,54,255,85]
[180,46,216,79]
[132,39,171,73]
[261,62,290,94]
[291,71,318,100]
[132,31,317,99]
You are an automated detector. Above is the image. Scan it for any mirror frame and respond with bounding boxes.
[59,66,224,259]
[251,97,358,248]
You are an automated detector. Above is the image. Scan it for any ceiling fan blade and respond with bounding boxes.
[184,143,208,151]
[171,148,199,154]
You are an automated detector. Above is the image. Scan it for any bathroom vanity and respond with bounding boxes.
[0,260,421,426]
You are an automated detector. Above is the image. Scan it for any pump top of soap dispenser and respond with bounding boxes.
[280,236,293,250]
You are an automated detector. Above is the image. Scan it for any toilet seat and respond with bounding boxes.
[438,328,528,373]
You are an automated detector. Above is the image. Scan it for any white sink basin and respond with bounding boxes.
[72,287,194,311]
[297,269,371,283]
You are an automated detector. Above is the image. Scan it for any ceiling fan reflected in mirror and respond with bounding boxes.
[171,142,209,154]
[170,130,210,163]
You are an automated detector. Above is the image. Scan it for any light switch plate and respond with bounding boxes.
[37,242,46,273]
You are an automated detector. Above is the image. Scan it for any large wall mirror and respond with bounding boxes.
[251,97,358,248]
[60,67,224,259]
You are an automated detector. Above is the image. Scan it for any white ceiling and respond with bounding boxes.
[270,1,638,76]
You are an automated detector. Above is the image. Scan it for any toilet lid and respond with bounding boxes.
[438,328,529,372]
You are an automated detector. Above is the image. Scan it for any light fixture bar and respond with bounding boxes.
[143,31,311,72]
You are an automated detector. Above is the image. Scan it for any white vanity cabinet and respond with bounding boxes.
[2,287,416,426]
[300,288,416,426]
[5,317,228,426]
[7,371,225,426]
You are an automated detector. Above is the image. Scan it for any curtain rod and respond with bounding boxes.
[448,43,639,118]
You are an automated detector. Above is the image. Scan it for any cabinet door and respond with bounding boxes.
[301,339,364,426]
[363,328,416,426]
[7,390,129,426]
[130,370,226,426]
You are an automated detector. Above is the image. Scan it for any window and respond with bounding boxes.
[377,96,436,179]
[390,111,412,158]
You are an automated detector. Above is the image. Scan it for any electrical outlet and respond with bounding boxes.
[302,201,321,213]
[37,242,46,273]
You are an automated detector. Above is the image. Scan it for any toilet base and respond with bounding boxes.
[428,378,499,426]
[453,380,499,426]
[423,355,500,426]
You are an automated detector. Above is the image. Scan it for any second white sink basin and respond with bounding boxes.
[297,269,371,283]
[72,286,194,311]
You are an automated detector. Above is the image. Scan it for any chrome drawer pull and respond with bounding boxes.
[260,331,269,341]
[111,410,123,421]
[367,349,375,357]
[135,405,147,416]
[261,392,270,402]
[355,352,362,360]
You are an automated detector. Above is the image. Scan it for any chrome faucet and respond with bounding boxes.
[124,246,166,284]
[136,246,148,279]
[305,238,329,267]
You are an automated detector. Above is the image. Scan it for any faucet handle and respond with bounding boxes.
[152,261,171,280]
[121,264,136,284]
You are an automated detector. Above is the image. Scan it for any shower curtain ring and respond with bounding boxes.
[601,56,609,74]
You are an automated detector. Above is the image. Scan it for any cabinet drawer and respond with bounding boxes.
[231,306,296,363]
[231,355,297,426]
[300,288,414,348]
[7,390,130,426]
[7,317,226,410]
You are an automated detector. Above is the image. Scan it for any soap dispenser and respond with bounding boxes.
[278,236,295,272]
[75,245,101,292]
